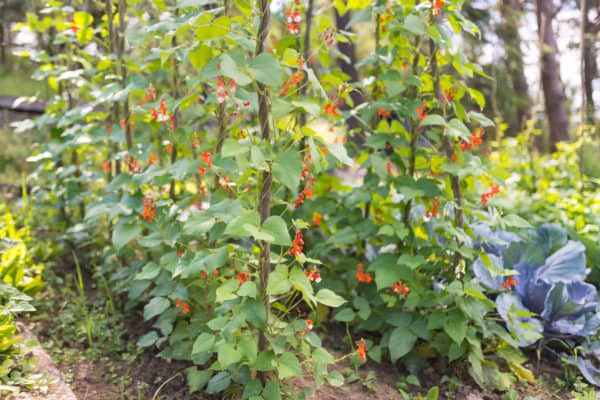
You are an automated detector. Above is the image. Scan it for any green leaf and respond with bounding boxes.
[334,307,356,322]
[143,297,170,321]
[389,327,417,362]
[137,331,158,347]
[326,143,354,167]
[446,118,471,140]
[278,353,302,379]
[220,54,251,86]
[238,281,257,298]
[216,279,239,302]
[135,262,160,280]
[206,371,231,394]
[467,88,485,110]
[248,53,283,87]
[255,350,275,371]
[224,210,260,238]
[185,367,211,394]
[262,216,291,245]
[262,380,281,400]
[266,265,291,295]
[244,298,266,328]
[468,111,495,127]
[272,148,303,193]
[404,15,426,35]
[189,44,212,71]
[503,214,533,229]
[112,222,141,250]
[290,266,314,303]
[420,114,446,127]
[397,254,426,270]
[217,343,242,368]
[315,289,346,307]
[444,309,468,344]
[222,138,249,157]
[192,333,215,355]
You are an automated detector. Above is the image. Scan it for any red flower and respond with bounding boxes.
[141,196,157,223]
[425,198,440,219]
[356,263,373,283]
[432,0,445,16]
[237,272,250,286]
[290,230,304,256]
[502,275,516,290]
[216,75,230,103]
[299,319,313,335]
[481,184,501,206]
[151,107,159,120]
[305,265,321,283]
[159,98,168,115]
[175,300,189,314]
[148,153,158,166]
[102,161,111,172]
[323,27,335,45]
[393,281,410,295]
[355,338,367,362]
[170,115,176,131]
[312,213,321,227]
[378,108,391,118]
[417,102,428,121]
[386,161,393,175]
[324,102,340,116]
[166,143,173,154]
[198,166,206,177]
[201,152,213,168]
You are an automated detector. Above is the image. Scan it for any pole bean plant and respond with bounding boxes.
[13,0,599,397]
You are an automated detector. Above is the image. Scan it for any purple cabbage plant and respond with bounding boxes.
[471,223,600,385]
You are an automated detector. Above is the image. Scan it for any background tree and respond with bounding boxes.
[536,0,570,151]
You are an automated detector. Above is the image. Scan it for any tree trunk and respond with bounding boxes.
[581,0,596,124]
[0,23,6,64]
[536,0,570,151]
[334,9,364,137]
[499,0,531,132]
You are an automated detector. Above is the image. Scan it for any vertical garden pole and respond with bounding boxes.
[255,0,272,371]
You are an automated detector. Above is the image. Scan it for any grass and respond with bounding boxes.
[0,60,47,99]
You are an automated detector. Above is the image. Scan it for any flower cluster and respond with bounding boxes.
[141,196,157,223]
[201,269,219,280]
[393,281,410,295]
[217,75,236,103]
[286,9,302,34]
[425,198,440,220]
[356,263,373,283]
[198,151,213,177]
[295,154,314,209]
[280,71,304,96]
[290,230,304,256]
[305,265,321,283]
[417,102,428,121]
[124,154,141,174]
[501,275,516,291]
[378,108,391,118]
[379,13,392,33]
[139,87,157,106]
[312,213,321,227]
[459,128,484,152]
[237,272,250,286]
[323,27,335,45]
[432,0,445,16]
[299,319,313,335]
[481,184,500,206]
[175,299,189,315]
[355,338,367,362]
